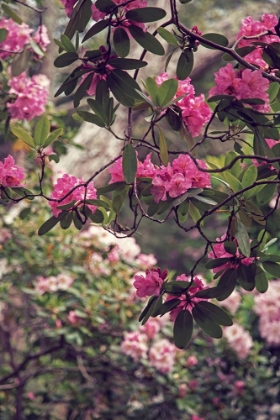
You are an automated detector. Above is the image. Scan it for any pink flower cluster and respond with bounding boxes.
[0,155,24,189]
[8,73,50,121]
[91,0,147,35]
[35,274,74,294]
[149,338,177,373]
[133,267,168,298]
[150,154,211,203]
[219,290,241,315]
[110,153,211,203]
[165,275,208,322]
[155,73,212,137]
[223,324,253,359]
[236,14,279,70]
[60,0,78,17]
[208,234,254,273]
[50,174,98,218]
[121,331,149,361]
[209,63,270,112]
[0,19,50,59]
[254,280,280,346]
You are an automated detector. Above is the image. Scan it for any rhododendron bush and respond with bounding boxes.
[1,0,280,417]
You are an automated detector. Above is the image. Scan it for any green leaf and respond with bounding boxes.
[11,126,35,148]
[87,209,104,223]
[176,50,193,80]
[77,110,105,127]
[126,7,166,22]
[108,58,147,70]
[43,128,64,148]
[61,34,76,52]
[222,46,255,61]
[128,25,165,56]
[256,183,276,204]
[112,194,126,213]
[235,220,250,258]
[38,216,59,235]
[237,264,255,291]
[122,144,137,184]
[166,108,182,131]
[194,286,229,299]
[268,81,279,102]
[242,165,258,189]
[141,295,162,325]
[158,127,168,166]
[34,116,50,147]
[159,298,181,316]
[255,266,268,293]
[173,310,193,349]
[96,80,110,108]
[139,296,157,322]
[205,258,231,269]
[224,241,237,255]
[201,33,229,49]
[113,28,130,57]
[164,281,190,294]
[60,211,73,229]
[196,301,233,326]
[107,69,140,106]
[223,171,243,193]
[2,4,22,24]
[97,182,126,194]
[54,52,79,68]
[95,0,115,13]
[262,261,280,278]
[73,212,83,230]
[216,268,237,301]
[145,77,159,104]
[157,78,178,106]
[0,28,8,43]
[188,201,201,223]
[11,48,32,77]
[179,0,193,3]
[82,20,109,42]
[192,306,223,338]
[157,27,178,46]
[73,73,94,108]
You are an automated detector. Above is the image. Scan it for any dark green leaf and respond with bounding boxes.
[0,29,8,43]
[122,144,137,184]
[95,0,115,13]
[156,78,178,106]
[108,58,147,70]
[34,116,50,147]
[97,182,126,194]
[235,220,251,258]
[73,212,83,230]
[157,27,178,45]
[192,306,223,338]
[11,48,32,77]
[82,20,109,42]
[158,127,168,166]
[128,25,165,56]
[60,211,73,229]
[61,34,76,52]
[257,183,276,204]
[255,265,268,293]
[112,194,126,213]
[196,301,233,326]
[113,27,130,57]
[85,199,110,210]
[173,310,193,349]
[145,77,159,104]
[139,296,157,322]
[160,298,181,316]
[216,268,237,301]
[205,258,231,269]
[201,33,229,49]
[54,52,79,68]
[224,241,237,255]
[176,50,193,80]
[194,286,230,299]
[38,216,59,235]
[141,295,162,325]
[73,73,94,108]
[126,7,166,22]
[223,46,255,61]
[166,108,182,131]
[87,209,104,223]
[263,261,280,277]
[237,263,255,291]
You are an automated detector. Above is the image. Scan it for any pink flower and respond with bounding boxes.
[0,228,11,243]
[140,318,161,339]
[0,19,32,59]
[233,380,245,396]
[223,324,253,359]
[178,383,187,398]
[209,63,270,112]
[8,73,49,121]
[121,331,148,361]
[32,25,50,55]
[220,290,241,314]
[149,338,177,373]
[56,273,74,290]
[133,267,168,298]
[109,153,157,184]
[0,155,24,188]
[192,416,204,420]
[136,253,157,269]
[49,174,97,218]
[67,310,82,325]
[166,173,192,198]
[186,355,198,367]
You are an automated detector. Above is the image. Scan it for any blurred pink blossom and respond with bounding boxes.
[121,331,148,361]
[149,338,177,373]
[0,155,24,188]
[223,324,253,359]
[0,18,32,59]
[186,355,198,367]
[133,267,168,298]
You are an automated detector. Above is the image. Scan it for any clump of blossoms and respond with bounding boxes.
[50,174,98,218]
[254,280,280,347]
[223,324,253,359]
[134,267,168,298]
[236,13,279,70]
[155,73,212,137]
[35,274,74,295]
[91,0,147,35]
[7,72,50,121]
[109,153,211,203]
[149,338,177,373]
[0,155,24,190]
[208,234,254,273]
[0,19,50,59]
[209,63,270,112]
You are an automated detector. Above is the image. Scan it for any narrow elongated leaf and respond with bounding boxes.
[141,295,162,325]
[158,127,168,166]
[188,201,201,223]
[224,241,237,255]
[74,73,94,108]
[145,77,159,104]
[192,306,223,338]
[139,296,156,322]
[122,144,137,184]
[0,29,8,43]
[196,301,233,326]
[242,165,258,189]
[2,4,22,24]
[95,0,115,12]
[157,27,178,45]
[205,258,231,269]
[194,286,229,299]
[201,33,229,49]
[159,298,181,316]
[128,25,165,56]
[235,220,251,257]
[54,52,79,68]
[60,211,73,229]
[263,261,280,277]
[82,20,109,42]
[113,27,130,57]
[108,69,141,99]
[223,171,243,192]
[61,34,76,52]
[237,263,255,291]
[126,7,166,22]
[156,79,178,106]
[255,266,268,293]
[34,116,50,147]
[176,50,193,80]
[11,126,35,148]
[38,216,59,235]
[43,128,64,147]
[173,310,193,349]
[108,58,147,70]
[216,268,237,301]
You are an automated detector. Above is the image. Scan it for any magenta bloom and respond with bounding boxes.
[0,18,32,59]
[50,174,98,218]
[0,155,24,188]
[209,63,270,112]
[133,267,168,298]
[60,0,78,17]
[32,25,50,55]
[166,173,192,198]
